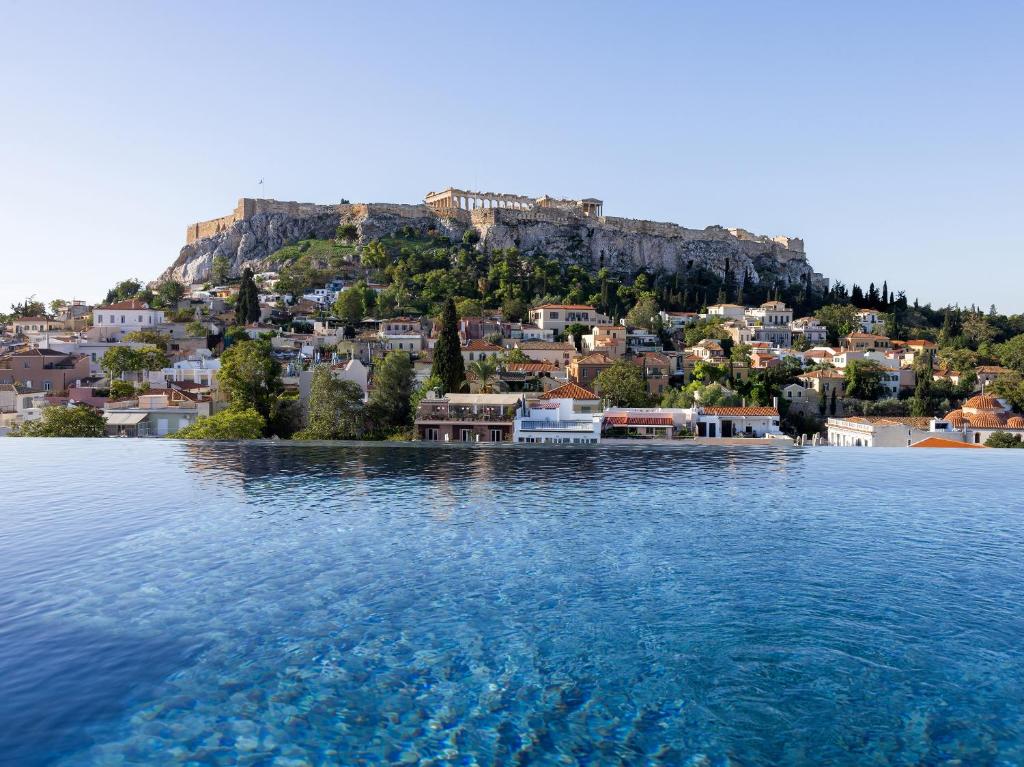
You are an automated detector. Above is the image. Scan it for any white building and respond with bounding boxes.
[92,300,166,340]
[695,405,782,438]
[528,304,609,335]
[513,397,602,444]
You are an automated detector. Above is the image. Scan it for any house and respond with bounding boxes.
[691,339,726,362]
[461,339,504,363]
[797,369,846,401]
[826,416,934,447]
[528,304,609,335]
[103,391,207,437]
[92,300,166,340]
[626,329,662,354]
[706,304,746,321]
[0,384,47,432]
[841,332,891,352]
[581,325,626,358]
[298,359,369,402]
[631,352,671,398]
[149,355,222,391]
[856,309,884,333]
[513,396,602,444]
[602,409,678,438]
[0,348,91,393]
[10,317,64,335]
[538,382,603,413]
[415,392,523,442]
[514,340,576,368]
[504,322,554,342]
[695,406,781,438]
[499,362,559,392]
[567,352,615,389]
[939,393,1024,445]
[659,311,698,331]
[975,365,1014,389]
[790,317,827,345]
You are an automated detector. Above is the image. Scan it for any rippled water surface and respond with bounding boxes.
[1,440,1023,765]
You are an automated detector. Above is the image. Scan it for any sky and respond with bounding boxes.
[1,0,1022,313]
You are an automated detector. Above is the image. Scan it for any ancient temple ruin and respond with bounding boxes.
[425,187,603,217]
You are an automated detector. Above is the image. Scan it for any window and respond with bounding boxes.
[549,312,559,319]
[460,428,473,442]
[120,315,125,323]
[490,428,502,442]
[43,381,52,391]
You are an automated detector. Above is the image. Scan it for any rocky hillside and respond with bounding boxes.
[159,202,827,293]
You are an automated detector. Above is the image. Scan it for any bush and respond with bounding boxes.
[173,408,266,440]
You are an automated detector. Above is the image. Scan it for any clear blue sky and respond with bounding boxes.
[2,1,1022,313]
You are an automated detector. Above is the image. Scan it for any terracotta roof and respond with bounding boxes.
[943,409,967,427]
[798,369,845,379]
[516,341,576,350]
[96,299,152,310]
[1006,416,1024,429]
[911,437,985,449]
[841,416,933,428]
[960,413,1007,429]
[462,339,503,352]
[505,362,557,373]
[574,352,615,365]
[976,365,1013,374]
[539,382,600,401]
[703,406,779,417]
[533,304,596,310]
[963,394,1003,411]
[604,414,674,426]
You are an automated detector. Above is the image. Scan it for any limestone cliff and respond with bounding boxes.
[160,198,828,293]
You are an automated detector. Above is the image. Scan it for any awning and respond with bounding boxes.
[104,412,148,426]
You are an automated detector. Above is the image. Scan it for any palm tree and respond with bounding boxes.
[466,357,499,393]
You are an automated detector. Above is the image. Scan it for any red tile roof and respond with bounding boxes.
[533,304,596,311]
[604,414,674,426]
[97,299,152,310]
[539,382,600,401]
[462,339,503,352]
[911,437,985,449]
[505,362,558,373]
[702,406,779,417]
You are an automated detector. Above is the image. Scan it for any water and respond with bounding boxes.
[1,440,1023,766]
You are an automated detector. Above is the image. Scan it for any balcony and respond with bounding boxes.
[519,420,596,432]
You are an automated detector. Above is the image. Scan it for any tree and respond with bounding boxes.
[49,299,68,316]
[501,297,527,322]
[694,361,728,384]
[11,404,106,437]
[108,380,135,399]
[594,360,650,407]
[156,280,186,308]
[99,345,168,381]
[104,279,142,305]
[985,431,1024,449]
[235,268,261,325]
[499,347,531,365]
[466,357,499,393]
[369,351,415,429]
[565,323,588,352]
[211,256,231,285]
[295,365,365,439]
[186,320,209,338]
[218,339,283,427]
[991,372,1024,412]
[815,304,860,345]
[174,408,266,440]
[456,298,484,319]
[122,329,169,347]
[360,240,389,270]
[624,293,661,332]
[333,287,365,326]
[996,334,1024,374]
[431,298,466,394]
[844,360,885,400]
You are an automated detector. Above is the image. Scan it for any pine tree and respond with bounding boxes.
[881,281,888,306]
[431,298,466,395]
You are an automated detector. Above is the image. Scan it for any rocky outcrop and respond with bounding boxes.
[159,199,828,293]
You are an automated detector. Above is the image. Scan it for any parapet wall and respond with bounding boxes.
[186,198,339,244]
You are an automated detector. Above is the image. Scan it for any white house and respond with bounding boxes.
[695,405,782,438]
[298,359,369,402]
[513,397,602,444]
[528,304,609,335]
[92,300,166,340]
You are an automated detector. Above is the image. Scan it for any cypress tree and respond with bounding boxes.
[235,267,261,325]
[431,298,465,395]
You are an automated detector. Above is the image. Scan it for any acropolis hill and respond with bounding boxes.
[162,188,828,292]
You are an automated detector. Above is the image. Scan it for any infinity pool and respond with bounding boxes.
[1,440,1022,765]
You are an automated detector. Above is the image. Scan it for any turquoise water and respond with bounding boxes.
[1,441,1023,765]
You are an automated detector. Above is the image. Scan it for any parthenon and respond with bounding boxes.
[425,187,603,217]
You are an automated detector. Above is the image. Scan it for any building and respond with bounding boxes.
[528,304,609,335]
[538,382,603,413]
[0,348,91,393]
[790,317,828,345]
[461,339,504,363]
[10,317,64,335]
[826,416,935,447]
[92,300,166,340]
[631,352,671,399]
[581,325,626,358]
[602,409,678,438]
[706,304,747,320]
[514,340,577,368]
[940,394,1024,445]
[695,406,781,438]
[659,311,699,331]
[567,352,615,389]
[842,332,891,352]
[415,392,523,442]
[513,396,602,444]
[103,392,206,437]
[856,309,884,333]
[298,359,369,403]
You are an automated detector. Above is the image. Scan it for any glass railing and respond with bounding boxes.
[519,420,595,432]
